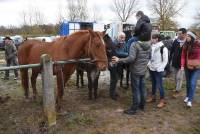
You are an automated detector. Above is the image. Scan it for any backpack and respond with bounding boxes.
[160,45,167,62]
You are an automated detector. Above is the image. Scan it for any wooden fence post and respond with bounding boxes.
[40,54,56,126]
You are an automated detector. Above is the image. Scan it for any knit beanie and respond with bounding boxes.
[187,31,196,40]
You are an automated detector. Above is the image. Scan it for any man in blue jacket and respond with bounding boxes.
[109,32,128,100]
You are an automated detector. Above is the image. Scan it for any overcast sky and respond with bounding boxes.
[0,0,199,28]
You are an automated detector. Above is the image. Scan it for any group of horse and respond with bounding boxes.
[17,30,130,110]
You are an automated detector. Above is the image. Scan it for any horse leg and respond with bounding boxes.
[87,72,93,100]
[56,71,65,111]
[20,68,29,100]
[80,70,84,87]
[31,70,39,100]
[76,69,80,88]
[94,71,100,100]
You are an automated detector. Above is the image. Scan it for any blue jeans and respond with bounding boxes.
[130,73,146,109]
[150,71,165,99]
[185,69,200,102]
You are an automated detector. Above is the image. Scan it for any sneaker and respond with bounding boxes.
[184,97,189,103]
[14,77,18,80]
[186,101,192,107]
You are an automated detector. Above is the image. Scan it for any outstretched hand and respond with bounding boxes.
[112,56,119,63]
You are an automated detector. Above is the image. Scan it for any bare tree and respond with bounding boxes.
[149,0,185,30]
[20,5,45,26]
[67,0,88,21]
[192,8,200,28]
[90,4,102,22]
[111,0,139,22]
[33,7,45,25]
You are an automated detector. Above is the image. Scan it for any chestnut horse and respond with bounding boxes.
[18,30,108,109]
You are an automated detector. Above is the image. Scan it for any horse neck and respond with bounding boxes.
[62,33,89,59]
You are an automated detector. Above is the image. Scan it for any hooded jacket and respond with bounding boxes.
[118,41,151,75]
[147,41,168,72]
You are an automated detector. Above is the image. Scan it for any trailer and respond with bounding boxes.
[59,21,105,36]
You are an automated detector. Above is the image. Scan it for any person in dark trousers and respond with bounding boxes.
[112,40,151,115]
[126,11,152,51]
[2,36,18,80]
[170,28,187,98]
[162,36,173,77]
[109,32,128,100]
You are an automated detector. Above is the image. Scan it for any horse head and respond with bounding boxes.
[103,34,116,60]
[86,30,108,71]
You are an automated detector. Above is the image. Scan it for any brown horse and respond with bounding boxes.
[18,30,108,109]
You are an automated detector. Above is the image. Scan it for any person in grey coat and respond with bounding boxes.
[3,36,18,80]
[112,40,151,115]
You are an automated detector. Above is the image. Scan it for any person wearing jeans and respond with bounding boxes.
[184,69,200,104]
[112,40,151,115]
[181,31,200,107]
[149,71,164,100]
[147,34,168,108]
[130,74,146,110]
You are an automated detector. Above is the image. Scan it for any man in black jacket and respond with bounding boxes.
[126,11,152,51]
[170,28,187,97]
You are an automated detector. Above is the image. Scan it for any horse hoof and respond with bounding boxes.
[88,97,92,100]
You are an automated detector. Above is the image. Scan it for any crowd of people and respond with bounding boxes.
[1,10,200,116]
[112,11,200,115]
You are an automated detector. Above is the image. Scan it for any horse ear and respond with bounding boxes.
[101,30,106,37]
[88,29,95,37]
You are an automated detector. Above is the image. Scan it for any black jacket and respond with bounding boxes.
[134,15,152,41]
[170,39,184,69]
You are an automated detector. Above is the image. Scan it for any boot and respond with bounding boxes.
[147,95,156,103]
[157,99,166,108]
[172,91,183,98]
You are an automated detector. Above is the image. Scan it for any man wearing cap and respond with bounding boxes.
[2,36,18,80]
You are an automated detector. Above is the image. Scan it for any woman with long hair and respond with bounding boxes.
[181,31,200,107]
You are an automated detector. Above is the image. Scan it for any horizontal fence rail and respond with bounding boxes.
[0,55,92,127]
[0,58,91,71]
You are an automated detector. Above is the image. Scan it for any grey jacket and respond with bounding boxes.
[118,41,151,75]
[5,41,17,61]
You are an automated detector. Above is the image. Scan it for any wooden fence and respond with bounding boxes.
[0,54,90,127]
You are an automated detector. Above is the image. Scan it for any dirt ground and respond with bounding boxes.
[0,51,200,134]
